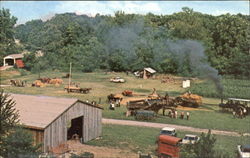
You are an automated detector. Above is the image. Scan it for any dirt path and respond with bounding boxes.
[103,118,250,137]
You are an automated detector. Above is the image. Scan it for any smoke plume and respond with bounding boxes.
[102,17,223,94]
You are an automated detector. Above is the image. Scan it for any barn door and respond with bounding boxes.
[67,116,83,141]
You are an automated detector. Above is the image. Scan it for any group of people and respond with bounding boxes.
[109,99,121,110]
[232,108,247,119]
[168,109,190,120]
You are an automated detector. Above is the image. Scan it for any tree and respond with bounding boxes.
[1,126,41,158]
[0,90,19,140]
[181,129,223,158]
[0,90,41,157]
[0,8,19,65]
[193,129,216,158]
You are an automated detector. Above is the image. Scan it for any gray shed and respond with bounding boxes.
[11,94,102,152]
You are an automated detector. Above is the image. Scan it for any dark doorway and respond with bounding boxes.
[5,59,14,66]
[67,116,83,140]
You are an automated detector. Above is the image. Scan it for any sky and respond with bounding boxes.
[1,1,249,24]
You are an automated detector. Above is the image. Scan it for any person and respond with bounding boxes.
[232,111,236,118]
[109,101,115,110]
[170,111,174,118]
[118,99,121,107]
[180,112,184,119]
[239,109,243,119]
[175,111,178,119]
[168,110,172,117]
[243,108,247,117]
[186,112,190,120]
[115,99,119,107]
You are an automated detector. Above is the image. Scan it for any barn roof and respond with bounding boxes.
[10,94,102,130]
[144,67,156,74]
[4,54,24,59]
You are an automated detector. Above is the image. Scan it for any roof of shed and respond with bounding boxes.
[144,67,156,74]
[4,54,24,59]
[10,94,102,129]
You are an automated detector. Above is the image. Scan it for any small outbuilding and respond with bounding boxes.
[143,67,156,79]
[11,94,103,152]
[3,54,24,68]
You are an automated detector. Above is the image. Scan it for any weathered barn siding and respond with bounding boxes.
[43,101,102,151]
[27,128,44,147]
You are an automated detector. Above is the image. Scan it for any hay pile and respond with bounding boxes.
[180,93,202,106]
[32,80,45,87]
[49,78,63,84]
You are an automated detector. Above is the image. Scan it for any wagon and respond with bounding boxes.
[64,86,91,94]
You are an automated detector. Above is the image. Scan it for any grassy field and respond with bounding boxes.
[1,70,250,133]
[87,124,250,157]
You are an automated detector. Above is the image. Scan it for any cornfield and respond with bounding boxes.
[188,78,250,99]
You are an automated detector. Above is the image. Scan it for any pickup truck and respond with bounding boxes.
[237,145,250,158]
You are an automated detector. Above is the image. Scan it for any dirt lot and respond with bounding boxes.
[67,140,138,158]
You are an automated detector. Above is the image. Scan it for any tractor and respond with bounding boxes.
[219,98,250,116]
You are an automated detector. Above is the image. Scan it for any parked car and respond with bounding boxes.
[237,145,250,158]
[160,127,177,137]
[110,77,125,83]
[182,134,200,144]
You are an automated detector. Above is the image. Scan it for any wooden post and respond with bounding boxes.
[68,62,72,88]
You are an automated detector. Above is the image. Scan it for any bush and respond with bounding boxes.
[18,69,29,76]
[1,126,41,158]
[70,152,94,158]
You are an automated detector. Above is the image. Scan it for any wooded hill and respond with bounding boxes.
[1,8,250,78]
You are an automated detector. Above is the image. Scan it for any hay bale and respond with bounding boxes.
[32,80,45,87]
[49,78,63,84]
[179,92,202,107]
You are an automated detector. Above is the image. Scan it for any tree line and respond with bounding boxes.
[1,7,249,78]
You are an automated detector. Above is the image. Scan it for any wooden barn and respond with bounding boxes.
[142,67,156,79]
[11,94,103,152]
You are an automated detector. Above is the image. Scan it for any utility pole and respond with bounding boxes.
[68,62,72,88]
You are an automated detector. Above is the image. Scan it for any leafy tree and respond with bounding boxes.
[13,10,250,78]
[1,126,41,158]
[180,130,230,158]
[0,8,19,65]
[193,129,216,158]
[0,90,19,140]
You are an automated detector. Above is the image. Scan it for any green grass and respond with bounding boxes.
[1,70,250,133]
[87,124,250,157]
[189,78,250,99]
[103,105,250,133]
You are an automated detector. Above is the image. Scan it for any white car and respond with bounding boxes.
[237,145,250,158]
[182,134,200,144]
[160,127,177,137]
[110,77,125,83]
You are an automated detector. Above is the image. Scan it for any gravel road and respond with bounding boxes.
[102,118,250,137]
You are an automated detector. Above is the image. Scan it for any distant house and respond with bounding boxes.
[3,53,24,68]
[142,67,157,79]
[10,94,103,152]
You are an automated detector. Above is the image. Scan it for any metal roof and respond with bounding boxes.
[158,135,182,145]
[10,94,78,129]
[144,67,156,74]
[228,98,250,102]
[4,54,24,59]
[161,127,176,131]
[184,134,198,137]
